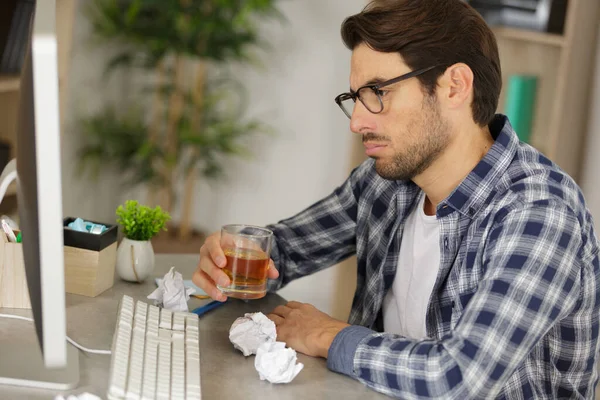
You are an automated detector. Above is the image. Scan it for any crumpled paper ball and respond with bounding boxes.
[148,267,195,312]
[229,312,277,356]
[254,341,304,384]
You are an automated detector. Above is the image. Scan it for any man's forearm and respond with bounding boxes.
[326,325,374,377]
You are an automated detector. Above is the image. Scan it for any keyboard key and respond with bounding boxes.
[141,336,158,400]
[108,296,134,399]
[159,309,173,330]
[173,312,187,331]
[186,315,199,331]
[126,322,146,399]
[157,329,172,399]
[186,338,201,400]
[171,336,185,399]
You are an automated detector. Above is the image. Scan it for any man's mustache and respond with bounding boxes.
[362,133,390,142]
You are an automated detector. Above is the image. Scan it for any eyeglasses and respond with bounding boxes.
[334,65,439,119]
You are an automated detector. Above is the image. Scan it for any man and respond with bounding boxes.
[193,0,600,398]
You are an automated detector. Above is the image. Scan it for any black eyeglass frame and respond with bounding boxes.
[334,65,440,118]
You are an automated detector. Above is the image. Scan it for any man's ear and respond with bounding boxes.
[439,63,474,109]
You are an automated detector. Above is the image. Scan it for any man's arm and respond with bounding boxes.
[327,202,584,399]
[266,159,374,291]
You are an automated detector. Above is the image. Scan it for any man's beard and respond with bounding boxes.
[372,95,451,181]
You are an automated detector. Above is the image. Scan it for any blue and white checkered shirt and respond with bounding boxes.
[266,115,600,399]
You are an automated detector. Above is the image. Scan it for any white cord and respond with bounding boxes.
[0,159,17,206]
[0,313,112,355]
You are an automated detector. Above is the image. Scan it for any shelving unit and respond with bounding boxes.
[0,0,76,210]
[492,27,566,48]
[0,75,20,93]
[493,0,600,181]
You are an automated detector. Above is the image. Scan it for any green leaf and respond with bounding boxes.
[116,200,171,241]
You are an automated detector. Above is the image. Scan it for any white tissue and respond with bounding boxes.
[229,312,277,356]
[255,341,304,383]
[148,267,195,312]
[54,393,102,400]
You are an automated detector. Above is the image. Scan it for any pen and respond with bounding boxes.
[192,299,227,317]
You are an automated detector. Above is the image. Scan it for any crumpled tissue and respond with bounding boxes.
[67,217,86,232]
[54,393,102,400]
[229,312,276,356]
[148,267,195,312]
[255,341,304,384]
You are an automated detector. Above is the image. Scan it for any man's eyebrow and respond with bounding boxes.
[350,76,388,92]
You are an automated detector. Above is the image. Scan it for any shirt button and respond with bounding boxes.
[444,238,449,250]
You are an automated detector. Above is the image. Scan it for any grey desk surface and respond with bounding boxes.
[0,254,387,399]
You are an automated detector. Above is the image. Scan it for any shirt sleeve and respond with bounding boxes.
[327,202,584,399]
[266,160,374,292]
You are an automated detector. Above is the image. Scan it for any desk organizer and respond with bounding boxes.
[0,230,30,309]
[63,217,118,297]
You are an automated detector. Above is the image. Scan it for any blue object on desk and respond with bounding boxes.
[192,299,227,317]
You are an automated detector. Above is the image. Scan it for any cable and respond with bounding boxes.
[0,313,112,355]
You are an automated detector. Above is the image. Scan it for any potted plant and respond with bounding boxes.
[115,200,171,282]
[76,0,283,251]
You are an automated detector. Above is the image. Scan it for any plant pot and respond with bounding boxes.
[115,237,155,282]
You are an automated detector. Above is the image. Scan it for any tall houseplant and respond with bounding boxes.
[78,0,283,241]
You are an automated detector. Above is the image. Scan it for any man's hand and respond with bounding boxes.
[192,230,280,302]
[267,301,350,359]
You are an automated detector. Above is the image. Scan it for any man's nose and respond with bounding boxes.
[350,101,375,134]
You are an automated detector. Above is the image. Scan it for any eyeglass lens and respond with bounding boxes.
[339,87,383,118]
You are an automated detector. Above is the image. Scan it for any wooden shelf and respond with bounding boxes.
[493,27,566,48]
[0,76,20,93]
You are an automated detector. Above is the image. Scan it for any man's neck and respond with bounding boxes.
[415,124,494,216]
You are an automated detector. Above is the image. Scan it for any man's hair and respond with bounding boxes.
[341,0,502,126]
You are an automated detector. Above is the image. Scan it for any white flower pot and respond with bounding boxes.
[116,237,155,282]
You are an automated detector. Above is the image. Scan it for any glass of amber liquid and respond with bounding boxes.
[217,224,273,299]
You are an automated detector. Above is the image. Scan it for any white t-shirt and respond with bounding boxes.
[382,192,441,339]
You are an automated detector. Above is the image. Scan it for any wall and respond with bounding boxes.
[187,1,365,319]
[580,24,600,232]
[61,1,367,320]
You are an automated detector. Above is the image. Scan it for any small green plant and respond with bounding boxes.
[116,200,171,241]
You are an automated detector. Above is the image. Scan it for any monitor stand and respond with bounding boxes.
[0,340,79,390]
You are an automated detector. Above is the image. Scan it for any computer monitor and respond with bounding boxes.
[0,0,78,390]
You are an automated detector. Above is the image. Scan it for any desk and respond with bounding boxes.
[0,254,387,399]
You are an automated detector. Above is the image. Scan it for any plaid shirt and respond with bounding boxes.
[266,115,600,399]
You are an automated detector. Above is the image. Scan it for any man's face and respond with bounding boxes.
[349,43,451,181]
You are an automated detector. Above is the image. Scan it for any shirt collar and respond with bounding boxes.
[437,114,518,218]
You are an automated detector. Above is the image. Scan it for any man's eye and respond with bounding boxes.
[375,89,389,97]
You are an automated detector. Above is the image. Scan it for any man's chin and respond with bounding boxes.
[373,160,409,181]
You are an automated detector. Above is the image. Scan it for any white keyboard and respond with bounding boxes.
[107,295,202,400]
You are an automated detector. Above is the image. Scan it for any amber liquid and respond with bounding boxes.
[221,247,269,299]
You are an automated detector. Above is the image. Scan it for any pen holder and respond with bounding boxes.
[0,235,31,309]
[63,217,119,297]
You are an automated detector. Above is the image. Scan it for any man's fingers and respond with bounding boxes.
[272,305,291,318]
[267,313,284,326]
[199,255,230,287]
[207,237,227,268]
[192,269,227,302]
[286,301,305,309]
